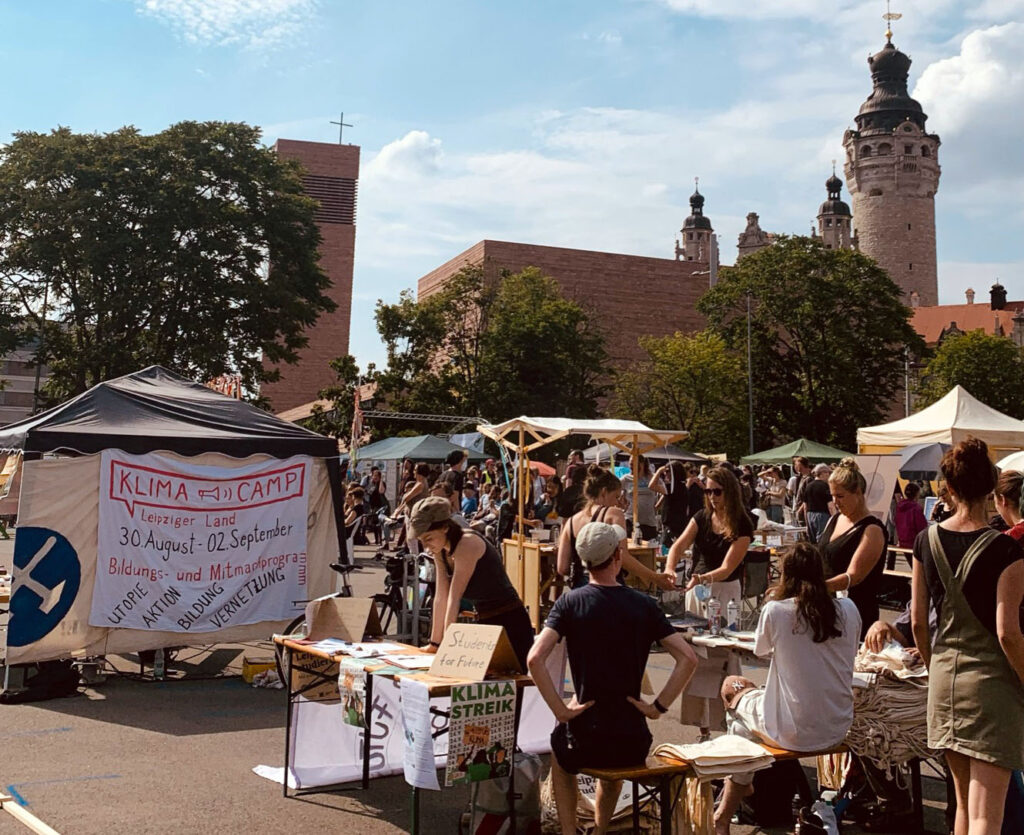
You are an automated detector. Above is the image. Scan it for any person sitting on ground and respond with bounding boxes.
[714,542,861,835]
[461,484,479,517]
[818,458,887,638]
[911,438,1024,835]
[344,487,367,542]
[528,521,697,835]
[413,497,536,670]
[666,466,754,616]
[894,481,929,550]
[995,470,1024,542]
[558,465,673,591]
[534,477,563,529]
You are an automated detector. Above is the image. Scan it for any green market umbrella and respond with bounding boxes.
[740,438,852,466]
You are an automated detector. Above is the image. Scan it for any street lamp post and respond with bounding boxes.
[747,291,754,455]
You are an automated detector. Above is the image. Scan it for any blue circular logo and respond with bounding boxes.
[8,527,81,647]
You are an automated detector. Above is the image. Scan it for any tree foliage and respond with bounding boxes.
[915,330,1024,418]
[0,122,334,402]
[374,265,609,426]
[698,236,923,450]
[612,330,749,458]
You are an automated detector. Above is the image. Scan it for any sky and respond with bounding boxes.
[1,0,1021,371]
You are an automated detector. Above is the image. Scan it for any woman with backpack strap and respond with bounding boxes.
[911,437,1024,835]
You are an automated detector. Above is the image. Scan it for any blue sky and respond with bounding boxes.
[1,0,1021,371]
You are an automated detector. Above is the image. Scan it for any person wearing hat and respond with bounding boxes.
[411,496,534,669]
[528,521,697,835]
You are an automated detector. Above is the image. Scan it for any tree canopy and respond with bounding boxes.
[612,330,748,457]
[0,122,334,402]
[698,236,922,450]
[373,265,609,428]
[915,330,1024,418]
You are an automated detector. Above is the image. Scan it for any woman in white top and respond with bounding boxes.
[713,542,860,835]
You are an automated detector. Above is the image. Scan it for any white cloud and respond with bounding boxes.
[915,23,1024,137]
[364,130,443,181]
[967,0,1024,22]
[135,0,317,49]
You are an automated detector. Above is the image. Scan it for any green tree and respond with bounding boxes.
[303,354,368,441]
[698,236,922,450]
[374,265,608,424]
[915,331,1024,418]
[612,330,749,458]
[0,122,334,402]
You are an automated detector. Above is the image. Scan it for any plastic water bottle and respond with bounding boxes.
[727,600,740,632]
[707,596,722,635]
[153,648,165,680]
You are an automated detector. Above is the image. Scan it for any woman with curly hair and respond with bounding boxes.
[912,438,1024,835]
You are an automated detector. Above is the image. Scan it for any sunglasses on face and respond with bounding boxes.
[704,487,724,497]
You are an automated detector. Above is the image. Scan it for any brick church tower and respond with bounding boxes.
[261,139,359,412]
[843,31,941,306]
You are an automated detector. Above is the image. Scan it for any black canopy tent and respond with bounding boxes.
[0,365,346,558]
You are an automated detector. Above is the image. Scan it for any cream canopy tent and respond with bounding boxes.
[477,417,688,601]
[857,386,1024,455]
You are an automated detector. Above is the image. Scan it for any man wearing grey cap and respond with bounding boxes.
[528,522,697,834]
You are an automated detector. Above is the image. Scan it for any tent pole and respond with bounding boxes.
[517,428,526,598]
[631,438,639,540]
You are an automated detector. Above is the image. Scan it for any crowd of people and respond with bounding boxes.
[345,439,1024,835]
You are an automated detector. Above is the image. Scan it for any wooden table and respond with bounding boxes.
[274,637,534,833]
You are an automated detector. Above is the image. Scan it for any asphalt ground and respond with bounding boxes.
[0,539,950,834]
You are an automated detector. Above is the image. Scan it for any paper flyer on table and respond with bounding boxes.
[400,677,440,790]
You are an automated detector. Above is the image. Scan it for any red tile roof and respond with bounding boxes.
[912,301,1024,345]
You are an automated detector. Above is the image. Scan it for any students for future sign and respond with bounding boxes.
[90,450,310,632]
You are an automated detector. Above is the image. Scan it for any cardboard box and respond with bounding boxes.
[242,655,277,684]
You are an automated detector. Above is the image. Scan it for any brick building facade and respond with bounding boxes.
[418,240,710,365]
[260,139,359,412]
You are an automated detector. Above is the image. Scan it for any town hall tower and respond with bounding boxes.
[843,29,940,305]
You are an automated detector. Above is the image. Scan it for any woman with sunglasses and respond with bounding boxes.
[666,466,754,616]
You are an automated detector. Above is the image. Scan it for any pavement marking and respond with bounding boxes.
[0,728,72,740]
[4,775,122,807]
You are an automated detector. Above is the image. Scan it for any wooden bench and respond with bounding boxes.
[580,743,851,835]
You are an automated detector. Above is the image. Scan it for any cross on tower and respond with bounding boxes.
[883,0,902,43]
[330,112,354,144]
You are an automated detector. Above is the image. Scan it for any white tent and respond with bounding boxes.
[857,386,1024,453]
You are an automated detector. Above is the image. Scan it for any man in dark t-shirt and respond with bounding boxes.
[439,449,467,495]
[802,464,833,543]
[528,522,697,834]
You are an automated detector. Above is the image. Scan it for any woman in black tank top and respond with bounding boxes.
[411,497,534,669]
[557,465,674,591]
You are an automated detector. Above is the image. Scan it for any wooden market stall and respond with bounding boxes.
[477,417,687,628]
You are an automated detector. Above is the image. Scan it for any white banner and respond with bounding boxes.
[90,450,310,633]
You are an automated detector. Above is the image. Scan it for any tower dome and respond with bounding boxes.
[819,173,851,217]
[682,187,712,230]
[856,41,926,134]
[675,182,715,263]
[817,169,853,250]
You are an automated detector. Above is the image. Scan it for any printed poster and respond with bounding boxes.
[90,450,309,632]
[401,677,441,790]
[339,659,368,727]
[445,680,517,786]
